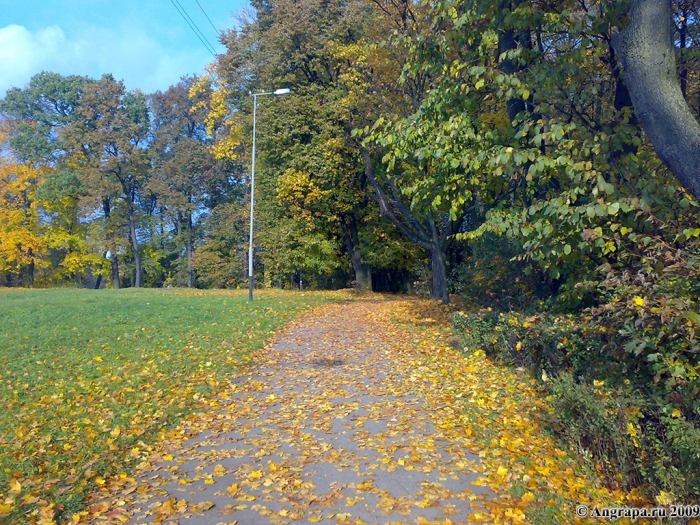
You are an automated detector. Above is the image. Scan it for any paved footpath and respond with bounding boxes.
[95,298,492,525]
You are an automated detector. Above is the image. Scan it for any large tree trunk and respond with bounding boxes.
[427,212,450,304]
[127,204,142,288]
[341,216,372,291]
[613,0,700,200]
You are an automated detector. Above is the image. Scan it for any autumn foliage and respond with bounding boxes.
[3,0,700,518]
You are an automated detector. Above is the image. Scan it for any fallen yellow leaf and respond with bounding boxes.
[521,492,535,504]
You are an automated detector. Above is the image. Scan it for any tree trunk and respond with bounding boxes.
[94,274,102,290]
[127,204,142,288]
[111,254,120,289]
[613,0,700,200]
[680,7,688,99]
[187,214,193,289]
[341,217,372,291]
[427,212,450,304]
[430,246,449,304]
[498,26,526,123]
[497,0,533,123]
[102,198,120,289]
[27,248,35,288]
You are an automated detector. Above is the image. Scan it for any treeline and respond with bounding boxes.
[0,73,247,289]
[2,0,700,501]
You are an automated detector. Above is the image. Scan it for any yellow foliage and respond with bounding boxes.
[0,130,47,273]
[189,72,241,161]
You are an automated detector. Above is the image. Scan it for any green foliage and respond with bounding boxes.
[191,202,248,289]
[453,304,700,501]
[547,374,644,491]
[548,375,700,500]
[449,234,544,310]
[0,72,91,163]
[594,238,700,396]
[453,309,606,379]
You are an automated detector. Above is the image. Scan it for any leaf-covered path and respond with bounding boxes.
[88,297,620,525]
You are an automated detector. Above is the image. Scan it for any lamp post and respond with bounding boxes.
[248,88,290,301]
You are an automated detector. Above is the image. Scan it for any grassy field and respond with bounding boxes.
[0,288,342,523]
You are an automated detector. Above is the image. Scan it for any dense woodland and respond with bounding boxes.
[2,0,700,503]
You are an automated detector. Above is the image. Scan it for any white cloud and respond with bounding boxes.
[0,23,213,97]
[0,25,71,93]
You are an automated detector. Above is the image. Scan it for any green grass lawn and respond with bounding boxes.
[0,288,342,523]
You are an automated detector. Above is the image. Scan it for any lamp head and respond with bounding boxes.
[274,88,291,95]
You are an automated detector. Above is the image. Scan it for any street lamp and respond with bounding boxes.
[248,88,291,301]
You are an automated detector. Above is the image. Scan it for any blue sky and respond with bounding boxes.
[0,0,249,97]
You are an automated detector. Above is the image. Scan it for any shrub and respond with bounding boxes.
[452,305,700,503]
[547,374,644,491]
[452,309,608,380]
[449,234,546,311]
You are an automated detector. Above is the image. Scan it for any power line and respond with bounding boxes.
[168,0,216,56]
[175,0,214,51]
[195,0,221,35]
[173,0,217,51]
[172,0,216,54]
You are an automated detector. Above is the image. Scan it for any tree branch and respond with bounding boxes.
[360,145,433,250]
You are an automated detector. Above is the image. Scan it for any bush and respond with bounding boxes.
[452,309,608,380]
[452,306,700,503]
[449,234,546,311]
[547,374,644,491]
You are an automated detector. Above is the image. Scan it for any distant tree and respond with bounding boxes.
[63,75,150,288]
[205,0,429,291]
[150,77,240,288]
[0,121,46,286]
[0,72,111,286]
[0,71,91,164]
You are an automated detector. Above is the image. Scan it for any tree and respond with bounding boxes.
[63,75,151,288]
[191,201,249,288]
[35,168,107,286]
[0,71,91,164]
[150,77,229,288]
[0,122,46,286]
[206,0,432,291]
[263,95,373,289]
[0,73,113,286]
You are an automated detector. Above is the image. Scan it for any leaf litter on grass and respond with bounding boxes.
[81,296,632,525]
[0,288,342,525]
